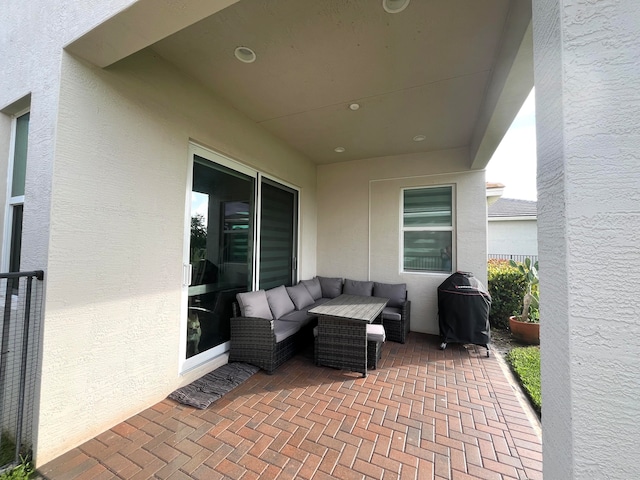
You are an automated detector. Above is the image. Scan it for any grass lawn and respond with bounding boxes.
[507,346,541,414]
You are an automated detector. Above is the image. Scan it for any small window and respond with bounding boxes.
[402,186,454,273]
[4,110,29,274]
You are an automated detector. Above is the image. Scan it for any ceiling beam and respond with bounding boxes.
[469,0,534,170]
[65,0,240,68]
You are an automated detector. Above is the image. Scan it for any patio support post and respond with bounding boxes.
[532,0,640,478]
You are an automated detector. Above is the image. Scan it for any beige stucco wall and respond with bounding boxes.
[1,0,138,466]
[1,0,138,273]
[35,49,317,464]
[317,149,488,335]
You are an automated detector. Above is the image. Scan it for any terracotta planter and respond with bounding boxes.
[509,316,540,345]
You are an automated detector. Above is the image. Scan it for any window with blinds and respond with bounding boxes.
[259,179,298,290]
[402,186,454,273]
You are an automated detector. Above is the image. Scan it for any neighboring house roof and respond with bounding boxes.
[488,198,537,218]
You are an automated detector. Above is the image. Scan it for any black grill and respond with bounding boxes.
[437,271,491,357]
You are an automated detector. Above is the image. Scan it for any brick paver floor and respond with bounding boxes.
[39,333,542,479]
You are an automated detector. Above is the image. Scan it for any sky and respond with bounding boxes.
[485,89,537,201]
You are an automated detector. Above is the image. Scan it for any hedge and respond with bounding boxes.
[487,259,527,329]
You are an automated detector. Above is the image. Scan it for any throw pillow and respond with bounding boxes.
[343,279,374,296]
[301,277,322,300]
[236,290,273,319]
[373,282,407,308]
[286,283,315,310]
[265,285,296,319]
[318,276,343,298]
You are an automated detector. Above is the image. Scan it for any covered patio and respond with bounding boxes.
[40,335,541,479]
[23,0,536,469]
[5,0,638,476]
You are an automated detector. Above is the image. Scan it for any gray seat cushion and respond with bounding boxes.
[382,306,402,321]
[286,283,315,310]
[366,323,386,343]
[311,297,331,307]
[236,290,273,319]
[344,279,374,296]
[373,282,407,308]
[266,285,295,319]
[280,309,313,326]
[318,276,343,298]
[273,320,301,343]
[301,277,322,301]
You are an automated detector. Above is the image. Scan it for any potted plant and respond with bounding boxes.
[508,258,540,344]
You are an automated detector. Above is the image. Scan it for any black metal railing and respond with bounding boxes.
[0,270,44,473]
[488,254,538,264]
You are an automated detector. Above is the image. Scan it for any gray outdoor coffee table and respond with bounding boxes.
[309,294,388,377]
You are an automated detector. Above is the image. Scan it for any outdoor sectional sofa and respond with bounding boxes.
[230,277,410,374]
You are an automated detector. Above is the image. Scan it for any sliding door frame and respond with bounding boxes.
[180,143,300,373]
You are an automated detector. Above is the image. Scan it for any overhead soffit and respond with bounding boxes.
[144,0,527,165]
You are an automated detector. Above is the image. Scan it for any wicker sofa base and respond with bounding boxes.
[229,315,315,374]
[314,336,382,370]
[231,280,410,374]
[382,300,411,343]
[317,315,385,377]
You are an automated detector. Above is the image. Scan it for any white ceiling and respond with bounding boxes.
[68,0,532,166]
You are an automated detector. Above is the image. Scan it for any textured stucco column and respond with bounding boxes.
[533,0,640,478]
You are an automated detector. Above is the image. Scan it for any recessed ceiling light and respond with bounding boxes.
[349,103,360,111]
[334,147,346,153]
[413,135,426,142]
[383,0,410,14]
[234,46,256,63]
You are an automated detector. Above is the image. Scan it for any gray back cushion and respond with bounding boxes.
[343,279,374,296]
[318,276,343,298]
[301,277,322,301]
[373,282,407,308]
[265,285,296,319]
[286,283,315,310]
[236,290,273,319]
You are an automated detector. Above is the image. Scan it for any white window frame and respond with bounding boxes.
[2,108,29,272]
[400,184,456,274]
[181,144,258,373]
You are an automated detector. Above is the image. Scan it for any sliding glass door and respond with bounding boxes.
[183,145,299,370]
[185,153,255,368]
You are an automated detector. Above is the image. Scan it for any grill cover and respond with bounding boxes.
[438,271,491,346]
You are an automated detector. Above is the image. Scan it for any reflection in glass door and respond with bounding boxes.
[186,156,255,362]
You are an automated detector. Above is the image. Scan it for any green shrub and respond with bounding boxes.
[0,434,33,480]
[507,346,541,414]
[0,457,34,480]
[487,259,527,329]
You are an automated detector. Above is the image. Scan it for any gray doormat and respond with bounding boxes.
[168,362,260,409]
